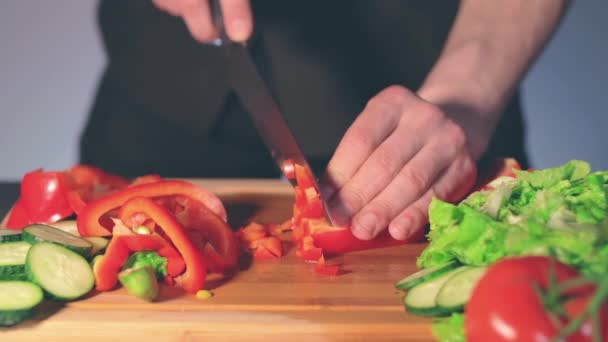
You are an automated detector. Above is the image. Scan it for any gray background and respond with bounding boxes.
[0,0,605,181]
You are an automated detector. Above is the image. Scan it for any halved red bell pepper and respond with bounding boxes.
[77,180,228,236]
[19,169,75,224]
[94,226,185,291]
[118,197,207,293]
[4,199,33,230]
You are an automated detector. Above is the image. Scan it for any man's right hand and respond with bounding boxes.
[152,0,253,43]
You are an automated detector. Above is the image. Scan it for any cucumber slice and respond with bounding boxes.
[0,281,43,326]
[84,237,109,256]
[437,266,487,312]
[23,224,92,258]
[26,242,95,301]
[0,230,22,243]
[0,241,31,281]
[395,261,459,290]
[47,220,79,236]
[403,266,469,317]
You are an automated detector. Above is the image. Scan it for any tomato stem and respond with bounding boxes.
[555,277,608,342]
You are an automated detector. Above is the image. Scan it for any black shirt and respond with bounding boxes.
[80,0,528,178]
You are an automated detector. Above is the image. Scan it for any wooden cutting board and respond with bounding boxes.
[1,179,433,341]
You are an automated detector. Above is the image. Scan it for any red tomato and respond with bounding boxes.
[563,295,608,342]
[466,256,600,342]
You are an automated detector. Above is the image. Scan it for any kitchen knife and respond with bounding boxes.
[210,0,335,225]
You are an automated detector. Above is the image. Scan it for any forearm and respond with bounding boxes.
[417,0,570,159]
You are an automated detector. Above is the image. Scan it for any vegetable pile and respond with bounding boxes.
[395,159,608,341]
[1,165,240,326]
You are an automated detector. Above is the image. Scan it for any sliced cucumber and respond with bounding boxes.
[403,266,469,317]
[0,230,22,243]
[0,241,31,281]
[395,261,459,290]
[0,281,43,326]
[437,266,487,312]
[26,242,95,301]
[47,220,79,236]
[84,237,109,256]
[23,224,92,258]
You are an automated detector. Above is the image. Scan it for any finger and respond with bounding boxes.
[350,120,466,240]
[220,0,253,42]
[388,152,477,241]
[178,0,218,42]
[321,86,414,201]
[329,101,444,227]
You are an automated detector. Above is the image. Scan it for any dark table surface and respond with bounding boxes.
[0,183,20,220]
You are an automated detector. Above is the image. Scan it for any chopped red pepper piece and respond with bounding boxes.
[94,227,185,291]
[314,255,340,276]
[118,197,207,293]
[77,180,228,236]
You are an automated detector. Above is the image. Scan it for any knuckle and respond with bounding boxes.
[181,0,203,9]
[445,121,467,149]
[417,103,445,127]
[374,147,399,172]
[403,168,430,194]
[380,85,413,104]
[339,186,368,214]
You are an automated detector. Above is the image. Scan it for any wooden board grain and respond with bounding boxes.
[0,179,434,341]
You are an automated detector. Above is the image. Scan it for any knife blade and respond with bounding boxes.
[210,1,335,225]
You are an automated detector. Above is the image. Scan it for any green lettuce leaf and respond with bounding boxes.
[432,313,465,342]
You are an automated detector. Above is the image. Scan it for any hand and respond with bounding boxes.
[152,0,253,42]
[321,85,479,241]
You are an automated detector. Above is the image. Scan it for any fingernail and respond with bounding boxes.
[229,19,250,42]
[352,212,378,240]
[389,217,413,241]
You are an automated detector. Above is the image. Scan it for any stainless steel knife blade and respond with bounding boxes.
[210,1,335,225]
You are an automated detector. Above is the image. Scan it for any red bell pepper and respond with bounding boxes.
[19,169,75,224]
[5,165,129,228]
[76,180,228,236]
[252,236,283,260]
[118,197,207,293]
[94,227,185,291]
[4,199,33,229]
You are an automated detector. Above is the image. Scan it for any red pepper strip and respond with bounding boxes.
[77,180,228,236]
[94,231,185,291]
[128,174,163,187]
[311,228,422,256]
[118,197,207,293]
[19,169,74,224]
[4,199,33,230]
[65,165,129,215]
[68,164,130,190]
[167,196,239,274]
